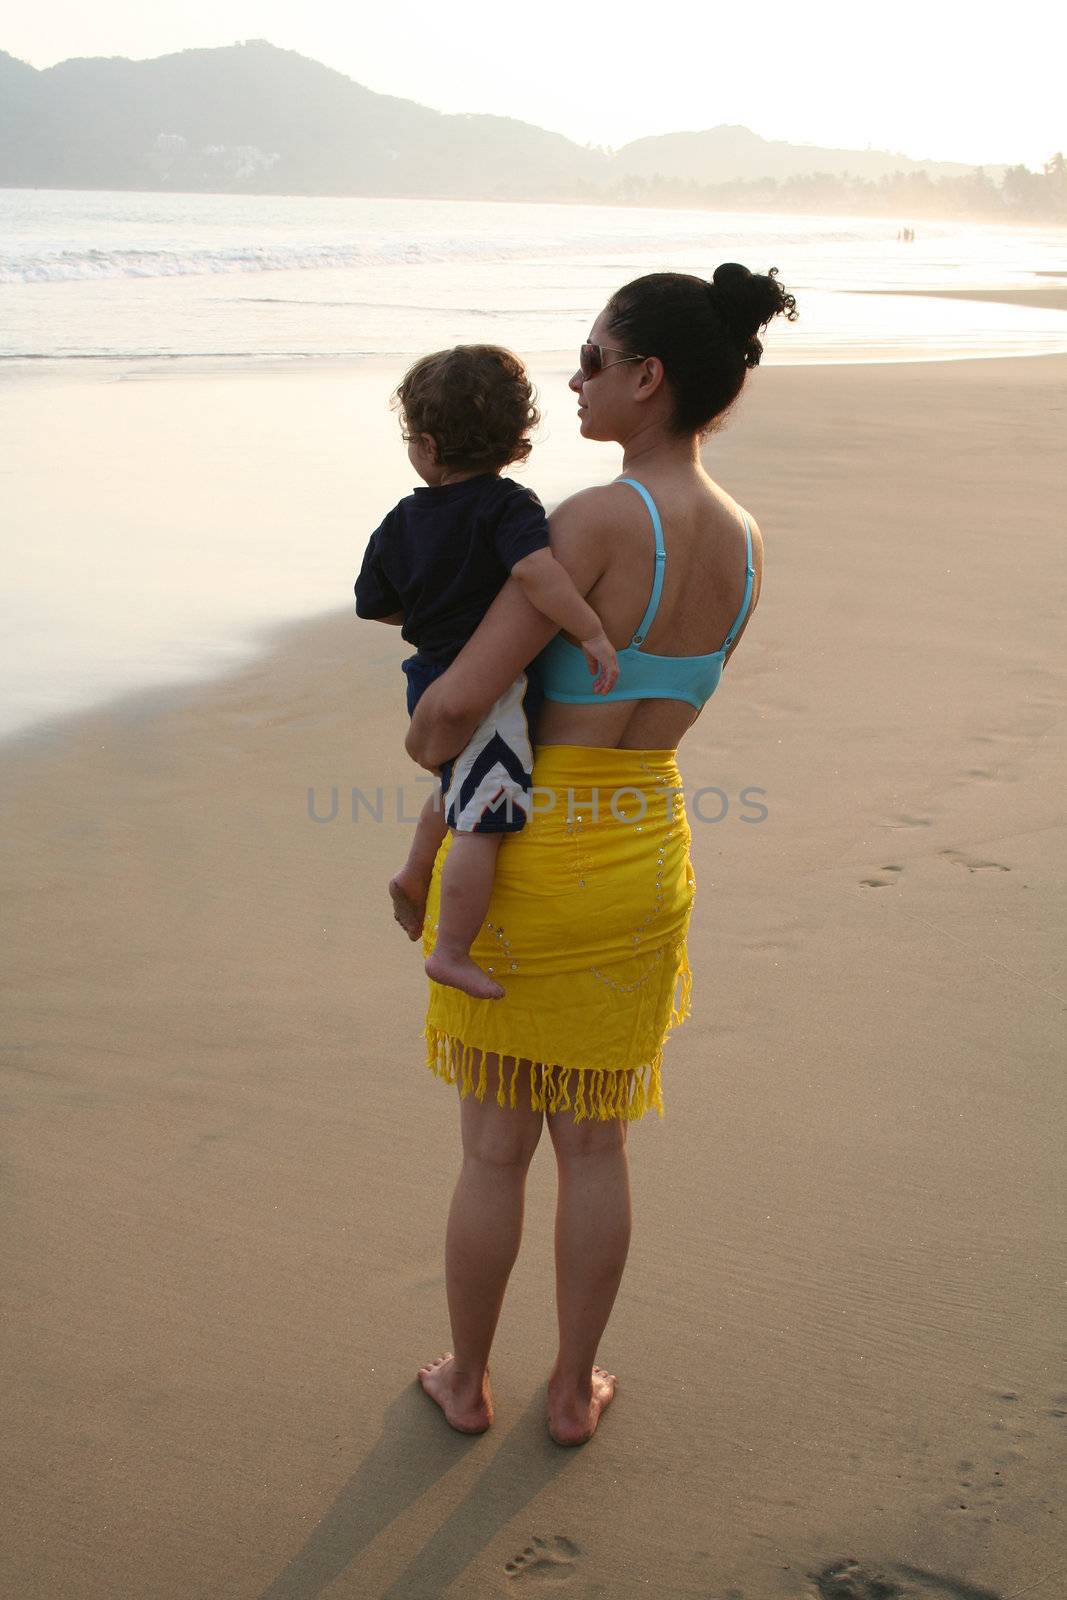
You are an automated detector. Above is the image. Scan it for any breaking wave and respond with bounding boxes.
[0,239,529,284]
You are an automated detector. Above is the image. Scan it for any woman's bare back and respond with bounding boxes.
[536,465,764,752]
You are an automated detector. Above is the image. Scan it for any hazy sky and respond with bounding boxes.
[6,1,1065,171]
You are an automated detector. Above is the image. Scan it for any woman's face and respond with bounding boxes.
[569,306,647,442]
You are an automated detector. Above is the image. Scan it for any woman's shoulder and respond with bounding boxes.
[550,479,641,521]
[548,480,648,548]
[543,482,648,592]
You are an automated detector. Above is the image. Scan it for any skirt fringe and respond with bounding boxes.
[424,943,692,1124]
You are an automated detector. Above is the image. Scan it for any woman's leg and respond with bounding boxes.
[545,1092,632,1445]
[418,1052,543,1433]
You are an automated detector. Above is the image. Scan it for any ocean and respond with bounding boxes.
[4,189,1067,366]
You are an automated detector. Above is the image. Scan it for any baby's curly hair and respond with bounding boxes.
[393,344,539,471]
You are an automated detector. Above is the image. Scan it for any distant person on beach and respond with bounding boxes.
[354,345,618,1000]
[403,265,796,1444]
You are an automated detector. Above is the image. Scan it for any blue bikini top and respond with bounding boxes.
[536,477,755,711]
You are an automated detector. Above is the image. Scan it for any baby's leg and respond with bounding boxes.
[389,789,447,940]
[425,831,505,1000]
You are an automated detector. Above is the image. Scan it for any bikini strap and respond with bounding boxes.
[615,477,666,645]
[720,514,755,652]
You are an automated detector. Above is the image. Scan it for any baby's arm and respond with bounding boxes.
[354,514,405,626]
[509,549,618,693]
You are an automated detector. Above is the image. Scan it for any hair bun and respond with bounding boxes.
[708,263,798,368]
[712,262,752,293]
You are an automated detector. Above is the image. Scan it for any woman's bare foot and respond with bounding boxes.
[388,869,427,940]
[425,948,505,1000]
[416,1353,493,1434]
[546,1366,616,1446]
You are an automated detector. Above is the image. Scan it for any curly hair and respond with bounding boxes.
[393,345,540,471]
[606,265,798,435]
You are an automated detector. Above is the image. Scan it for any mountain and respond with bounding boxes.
[0,41,993,199]
[0,43,601,196]
[609,124,979,184]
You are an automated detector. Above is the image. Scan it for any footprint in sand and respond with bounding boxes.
[810,1558,903,1598]
[937,1455,1007,1522]
[938,849,1011,874]
[504,1535,582,1585]
[810,1555,1004,1598]
[860,865,904,888]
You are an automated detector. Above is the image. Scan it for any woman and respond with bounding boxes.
[405,263,797,1445]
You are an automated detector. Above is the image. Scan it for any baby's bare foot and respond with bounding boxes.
[425,949,505,1000]
[546,1366,616,1446]
[388,870,427,940]
[417,1353,493,1434]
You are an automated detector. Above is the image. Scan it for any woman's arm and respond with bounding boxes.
[405,487,614,770]
[405,579,556,769]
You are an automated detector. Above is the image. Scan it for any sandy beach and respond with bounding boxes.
[3,349,1066,1600]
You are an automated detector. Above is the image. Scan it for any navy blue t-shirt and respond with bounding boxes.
[354,474,550,664]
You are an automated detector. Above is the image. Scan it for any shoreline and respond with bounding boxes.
[5,327,1067,384]
[3,344,1067,751]
[851,284,1067,312]
[0,605,356,762]
[7,343,1067,380]
[4,284,1067,387]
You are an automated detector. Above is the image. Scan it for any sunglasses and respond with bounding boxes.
[579,342,647,380]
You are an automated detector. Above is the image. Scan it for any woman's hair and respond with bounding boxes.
[393,344,540,471]
[605,264,798,434]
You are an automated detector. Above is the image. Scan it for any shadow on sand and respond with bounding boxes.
[258,1382,575,1600]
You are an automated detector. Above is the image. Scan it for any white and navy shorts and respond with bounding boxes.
[402,654,542,835]
[439,671,540,834]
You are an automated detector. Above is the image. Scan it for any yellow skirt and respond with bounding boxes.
[422,744,695,1122]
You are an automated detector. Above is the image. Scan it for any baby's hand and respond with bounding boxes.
[580,631,619,694]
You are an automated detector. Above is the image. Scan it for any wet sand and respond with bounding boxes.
[861,284,1067,313]
[2,354,1065,1599]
